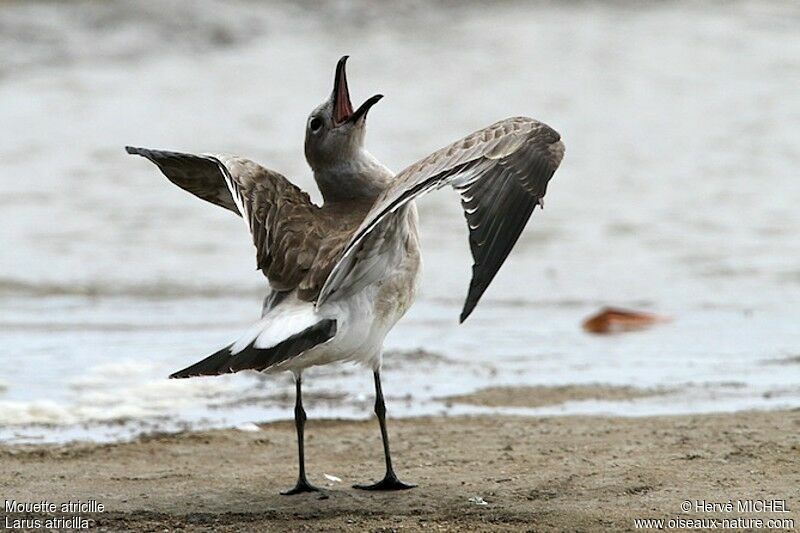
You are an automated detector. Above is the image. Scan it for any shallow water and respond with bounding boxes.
[1,0,799,443]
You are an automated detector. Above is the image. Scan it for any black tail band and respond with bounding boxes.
[170,319,337,379]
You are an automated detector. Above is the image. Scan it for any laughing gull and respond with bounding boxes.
[126,56,564,495]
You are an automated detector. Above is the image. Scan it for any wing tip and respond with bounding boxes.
[125,146,145,156]
[168,344,235,379]
[459,301,477,324]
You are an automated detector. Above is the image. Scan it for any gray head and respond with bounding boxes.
[304,56,383,173]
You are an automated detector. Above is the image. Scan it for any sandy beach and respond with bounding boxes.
[2,398,798,531]
[4,0,800,443]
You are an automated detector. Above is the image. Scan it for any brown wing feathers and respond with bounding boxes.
[126,147,333,298]
[125,147,240,213]
[211,155,326,293]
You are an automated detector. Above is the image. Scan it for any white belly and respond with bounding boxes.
[271,204,421,373]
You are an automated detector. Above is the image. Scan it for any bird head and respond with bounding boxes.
[304,56,383,172]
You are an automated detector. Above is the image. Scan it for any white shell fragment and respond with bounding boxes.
[235,422,261,432]
[468,496,488,506]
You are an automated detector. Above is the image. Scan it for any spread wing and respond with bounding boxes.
[126,147,327,295]
[125,147,240,213]
[317,117,565,322]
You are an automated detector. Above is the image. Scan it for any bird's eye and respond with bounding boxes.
[309,117,323,132]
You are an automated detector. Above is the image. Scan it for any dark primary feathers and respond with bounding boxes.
[317,117,565,322]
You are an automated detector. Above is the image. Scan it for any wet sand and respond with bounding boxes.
[441,384,668,409]
[2,406,798,532]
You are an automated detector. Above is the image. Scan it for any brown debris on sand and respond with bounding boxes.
[582,307,670,334]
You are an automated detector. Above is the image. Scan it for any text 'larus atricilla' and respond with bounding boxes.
[126,56,565,495]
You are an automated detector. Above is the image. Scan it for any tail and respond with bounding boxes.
[170,302,337,378]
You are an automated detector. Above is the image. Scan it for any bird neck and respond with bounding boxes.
[314,149,392,204]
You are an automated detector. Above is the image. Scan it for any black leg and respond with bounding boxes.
[353,370,416,491]
[281,375,321,495]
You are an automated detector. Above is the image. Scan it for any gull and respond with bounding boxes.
[126,56,564,495]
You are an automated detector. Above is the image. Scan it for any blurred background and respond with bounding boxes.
[1,0,798,443]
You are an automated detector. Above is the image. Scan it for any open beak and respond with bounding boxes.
[331,56,383,126]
